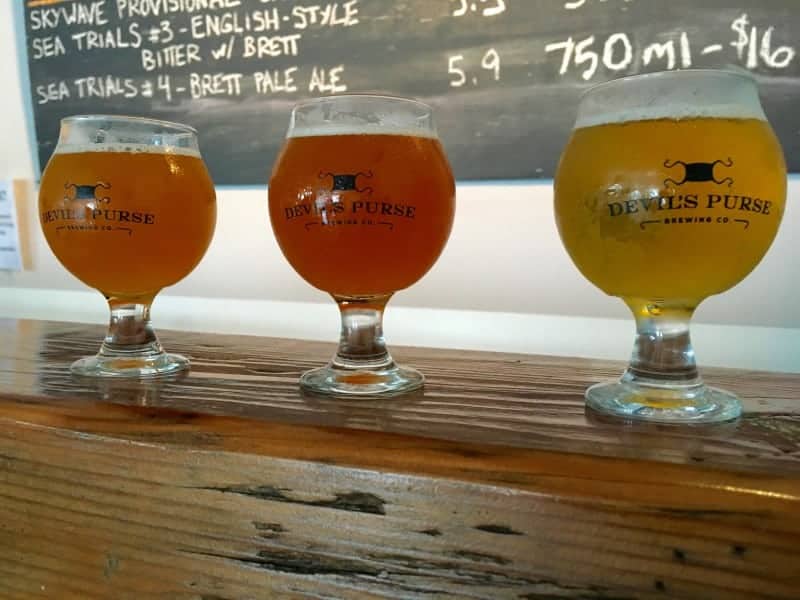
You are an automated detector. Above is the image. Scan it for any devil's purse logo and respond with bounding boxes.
[41,182,156,235]
[606,157,775,230]
[284,170,417,231]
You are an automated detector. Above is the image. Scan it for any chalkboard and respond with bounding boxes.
[22,0,800,184]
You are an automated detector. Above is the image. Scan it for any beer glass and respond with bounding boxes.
[39,115,216,377]
[555,70,786,422]
[269,95,455,396]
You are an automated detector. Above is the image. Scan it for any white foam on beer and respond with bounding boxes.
[289,124,436,138]
[575,102,767,129]
[574,72,767,129]
[54,142,201,157]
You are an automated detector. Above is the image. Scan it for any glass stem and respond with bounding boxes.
[98,299,164,359]
[331,294,395,371]
[622,300,702,388]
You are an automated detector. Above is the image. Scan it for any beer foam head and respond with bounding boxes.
[55,143,201,157]
[288,95,437,138]
[574,70,767,129]
[55,115,201,156]
[289,124,437,138]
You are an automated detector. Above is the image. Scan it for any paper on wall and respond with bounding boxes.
[0,180,23,271]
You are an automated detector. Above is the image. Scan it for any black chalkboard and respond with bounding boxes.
[22,0,800,184]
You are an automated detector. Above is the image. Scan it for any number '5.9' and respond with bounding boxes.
[448,49,501,88]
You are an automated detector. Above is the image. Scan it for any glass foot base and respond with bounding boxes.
[71,352,190,378]
[300,363,424,397]
[586,381,741,424]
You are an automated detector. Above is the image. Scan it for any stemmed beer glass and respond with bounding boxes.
[39,115,217,377]
[269,95,455,396]
[555,70,786,422]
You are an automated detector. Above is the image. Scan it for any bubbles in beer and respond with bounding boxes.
[289,121,436,139]
[289,96,436,139]
[55,143,201,157]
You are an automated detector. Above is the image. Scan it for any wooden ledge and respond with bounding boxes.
[0,319,798,598]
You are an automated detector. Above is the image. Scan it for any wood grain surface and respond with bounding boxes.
[0,319,798,599]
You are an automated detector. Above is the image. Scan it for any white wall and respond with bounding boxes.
[2,4,798,372]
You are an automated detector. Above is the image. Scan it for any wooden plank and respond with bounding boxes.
[1,405,799,599]
[2,319,798,475]
[0,319,798,598]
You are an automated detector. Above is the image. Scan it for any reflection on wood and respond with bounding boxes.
[0,320,798,598]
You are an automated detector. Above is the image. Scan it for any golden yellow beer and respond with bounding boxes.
[556,117,785,301]
[40,149,216,301]
[553,70,787,423]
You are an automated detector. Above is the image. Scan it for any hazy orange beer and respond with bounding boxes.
[270,133,454,295]
[269,95,455,396]
[38,115,216,377]
[40,150,215,299]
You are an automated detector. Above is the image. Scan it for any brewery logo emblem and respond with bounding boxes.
[664,158,734,188]
[603,157,775,231]
[64,181,111,203]
[283,169,417,231]
[41,181,156,235]
[318,171,374,195]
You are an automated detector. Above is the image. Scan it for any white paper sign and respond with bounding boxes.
[0,180,23,271]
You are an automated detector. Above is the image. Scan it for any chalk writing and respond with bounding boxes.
[546,13,795,80]
[452,0,506,18]
[21,0,800,184]
[731,14,795,69]
[447,48,501,88]
[564,0,634,10]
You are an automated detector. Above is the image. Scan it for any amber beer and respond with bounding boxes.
[269,132,455,296]
[269,95,454,396]
[555,116,786,302]
[39,146,216,300]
